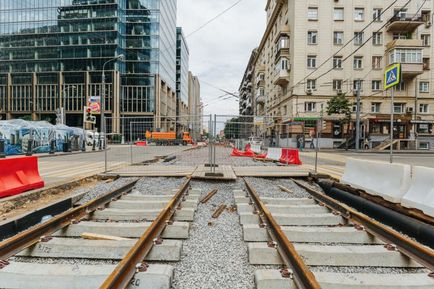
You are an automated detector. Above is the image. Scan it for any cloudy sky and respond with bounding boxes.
[177,0,266,115]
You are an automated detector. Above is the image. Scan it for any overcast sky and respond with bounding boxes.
[177,0,266,116]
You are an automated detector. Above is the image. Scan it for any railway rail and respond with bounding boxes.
[241,178,434,289]
[0,177,197,289]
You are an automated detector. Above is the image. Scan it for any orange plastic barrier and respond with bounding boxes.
[0,156,45,198]
[279,149,302,165]
[230,148,256,157]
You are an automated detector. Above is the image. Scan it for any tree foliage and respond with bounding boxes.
[224,117,241,139]
[326,94,351,123]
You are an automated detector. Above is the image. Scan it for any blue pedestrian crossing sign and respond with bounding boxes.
[384,63,401,90]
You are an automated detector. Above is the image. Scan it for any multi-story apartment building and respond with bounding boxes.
[176,27,190,132]
[239,49,257,116]
[0,0,180,134]
[242,0,434,149]
[188,72,202,141]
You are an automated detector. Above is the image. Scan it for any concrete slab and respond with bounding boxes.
[235,197,315,206]
[237,203,328,214]
[108,165,196,177]
[239,212,260,225]
[243,225,381,244]
[54,221,190,239]
[0,263,173,289]
[255,270,434,289]
[91,208,195,222]
[17,238,182,261]
[123,194,200,202]
[233,166,310,177]
[109,200,198,210]
[233,190,246,197]
[314,272,434,289]
[273,213,343,226]
[255,269,295,289]
[248,243,422,267]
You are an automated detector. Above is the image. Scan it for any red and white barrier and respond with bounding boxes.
[279,148,302,165]
[0,156,45,198]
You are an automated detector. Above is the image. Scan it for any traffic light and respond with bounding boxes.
[84,106,96,124]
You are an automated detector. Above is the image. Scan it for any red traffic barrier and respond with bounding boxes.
[0,156,45,198]
[135,141,147,147]
[279,149,302,165]
[230,148,256,157]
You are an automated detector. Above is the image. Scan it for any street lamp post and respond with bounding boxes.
[101,54,124,173]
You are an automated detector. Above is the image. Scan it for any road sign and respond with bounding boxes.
[384,63,401,90]
[87,96,101,114]
[84,106,96,124]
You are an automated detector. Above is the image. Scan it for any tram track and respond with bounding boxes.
[241,178,434,289]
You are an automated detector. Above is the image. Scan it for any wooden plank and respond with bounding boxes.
[212,205,226,219]
[81,232,131,241]
[200,189,218,203]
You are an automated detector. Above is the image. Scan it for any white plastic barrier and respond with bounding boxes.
[266,148,282,161]
[401,166,434,217]
[251,145,262,154]
[341,158,412,203]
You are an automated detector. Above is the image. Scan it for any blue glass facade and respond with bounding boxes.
[0,0,178,128]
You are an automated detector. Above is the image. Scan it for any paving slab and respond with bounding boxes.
[0,262,173,289]
[17,238,182,261]
[91,208,195,222]
[243,225,381,244]
[54,221,190,239]
[248,243,422,267]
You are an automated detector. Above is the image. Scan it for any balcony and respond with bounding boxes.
[256,95,265,104]
[387,14,424,33]
[386,39,423,50]
[401,63,424,78]
[275,47,290,63]
[273,68,290,86]
[388,46,424,78]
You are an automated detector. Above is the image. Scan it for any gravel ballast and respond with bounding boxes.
[76,177,138,204]
[172,179,275,289]
[132,177,186,195]
[244,177,311,198]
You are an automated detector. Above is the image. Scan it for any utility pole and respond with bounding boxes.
[390,87,395,163]
[355,81,361,151]
[414,77,419,150]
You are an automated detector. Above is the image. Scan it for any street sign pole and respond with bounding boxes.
[355,85,361,151]
[390,87,394,164]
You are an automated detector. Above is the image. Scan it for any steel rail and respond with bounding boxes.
[0,180,138,260]
[292,179,434,271]
[99,177,191,289]
[244,178,321,289]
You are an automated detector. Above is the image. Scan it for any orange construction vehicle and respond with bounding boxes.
[145,131,192,146]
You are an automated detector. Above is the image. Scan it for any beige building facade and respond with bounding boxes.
[243,0,434,149]
[188,72,203,140]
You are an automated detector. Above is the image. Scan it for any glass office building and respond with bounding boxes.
[0,0,178,132]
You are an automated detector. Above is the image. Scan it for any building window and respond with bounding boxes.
[307,55,317,68]
[420,82,429,93]
[308,7,318,20]
[372,80,381,91]
[419,104,429,114]
[423,57,430,70]
[305,102,316,112]
[421,34,431,47]
[307,79,316,90]
[352,103,363,113]
[354,8,365,21]
[373,8,383,21]
[393,33,408,40]
[334,31,344,45]
[396,81,406,91]
[421,10,431,24]
[353,56,363,69]
[394,9,407,19]
[353,80,363,91]
[372,56,382,69]
[372,32,383,45]
[277,36,290,50]
[334,8,344,21]
[371,103,381,113]
[333,56,343,69]
[333,79,343,90]
[389,49,423,64]
[307,31,318,44]
[417,124,431,134]
[394,103,405,114]
[354,32,364,45]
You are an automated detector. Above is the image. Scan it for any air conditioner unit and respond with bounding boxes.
[336,89,343,95]
[426,21,432,28]
[306,89,313,95]
[406,107,414,113]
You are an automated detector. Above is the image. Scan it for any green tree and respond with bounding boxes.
[326,94,352,150]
